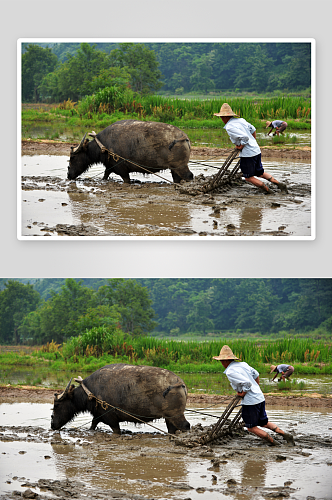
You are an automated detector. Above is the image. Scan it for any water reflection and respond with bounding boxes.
[51,436,189,497]
[239,206,263,232]
[241,459,267,487]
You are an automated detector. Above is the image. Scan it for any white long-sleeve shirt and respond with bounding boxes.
[224,117,261,157]
[224,361,265,405]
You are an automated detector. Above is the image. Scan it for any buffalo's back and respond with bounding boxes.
[84,364,187,419]
[98,120,190,168]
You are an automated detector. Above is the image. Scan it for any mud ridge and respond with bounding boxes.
[22,140,311,160]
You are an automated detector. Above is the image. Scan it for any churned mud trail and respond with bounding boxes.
[1,388,331,499]
[21,141,312,237]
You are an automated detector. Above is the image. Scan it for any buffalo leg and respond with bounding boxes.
[121,174,131,183]
[165,418,178,434]
[110,424,121,434]
[170,170,182,183]
[103,169,112,180]
[90,418,99,430]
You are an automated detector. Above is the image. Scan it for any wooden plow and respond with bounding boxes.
[171,395,244,448]
[197,395,243,445]
[177,149,242,196]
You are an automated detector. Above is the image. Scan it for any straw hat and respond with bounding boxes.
[270,365,277,373]
[212,345,239,361]
[266,121,272,128]
[214,103,239,117]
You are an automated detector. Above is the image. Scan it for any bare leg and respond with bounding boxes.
[264,422,294,444]
[245,176,269,192]
[259,172,288,192]
[247,425,279,444]
[247,423,294,445]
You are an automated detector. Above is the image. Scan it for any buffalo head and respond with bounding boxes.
[51,378,76,430]
[67,134,90,180]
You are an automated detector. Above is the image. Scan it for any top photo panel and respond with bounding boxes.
[18,38,315,240]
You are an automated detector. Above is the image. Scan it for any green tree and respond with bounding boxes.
[0,281,40,343]
[70,304,121,335]
[112,280,157,335]
[40,43,110,101]
[186,289,214,334]
[109,43,163,94]
[189,52,216,92]
[19,279,96,343]
[95,279,157,336]
[287,43,311,90]
[22,44,58,102]
[89,67,131,93]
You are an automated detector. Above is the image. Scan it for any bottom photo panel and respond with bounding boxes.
[0,277,331,500]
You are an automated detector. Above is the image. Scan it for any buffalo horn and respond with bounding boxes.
[72,133,87,154]
[55,377,73,401]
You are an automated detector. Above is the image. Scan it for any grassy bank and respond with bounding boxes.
[0,336,330,396]
[1,337,330,375]
[21,95,311,144]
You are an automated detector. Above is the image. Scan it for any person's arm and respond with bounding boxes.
[255,376,260,385]
[267,127,272,136]
[227,122,249,149]
[227,367,252,395]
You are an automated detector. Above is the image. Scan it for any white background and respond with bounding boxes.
[2,0,330,279]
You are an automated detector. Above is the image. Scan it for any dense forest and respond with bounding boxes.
[0,279,330,345]
[21,41,311,102]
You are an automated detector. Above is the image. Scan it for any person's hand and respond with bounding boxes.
[237,391,246,398]
[236,144,244,150]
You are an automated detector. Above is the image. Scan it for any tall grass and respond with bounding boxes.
[46,335,330,373]
[56,93,312,124]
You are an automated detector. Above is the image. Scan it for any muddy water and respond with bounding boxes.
[0,402,331,499]
[21,154,312,238]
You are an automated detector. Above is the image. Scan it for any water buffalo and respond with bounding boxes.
[67,120,194,184]
[51,364,190,434]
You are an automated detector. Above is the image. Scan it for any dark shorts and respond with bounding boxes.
[277,122,287,133]
[241,401,268,428]
[240,153,264,178]
[282,366,294,378]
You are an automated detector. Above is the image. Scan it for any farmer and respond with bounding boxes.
[266,120,288,136]
[270,364,294,382]
[213,345,294,446]
[214,103,287,194]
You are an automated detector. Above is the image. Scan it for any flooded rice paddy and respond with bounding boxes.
[2,369,331,396]
[21,151,312,238]
[0,398,331,500]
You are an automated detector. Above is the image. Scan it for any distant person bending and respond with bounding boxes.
[214,103,287,194]
[266,120,288,136]
[213,345,294,446]
[270,364,294,382]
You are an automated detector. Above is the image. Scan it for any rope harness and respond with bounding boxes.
[73,378,243,441]
[74,376,168,434]
[88,131,174,184]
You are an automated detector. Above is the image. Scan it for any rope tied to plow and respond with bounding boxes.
[88,131,174,184]
[74,376,168,434]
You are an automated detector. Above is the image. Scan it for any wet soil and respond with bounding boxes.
[21,141,312,238]
[2,423,328,500]
[1,387,331,500]
[21,140,312,160]
[1,386,331,408]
